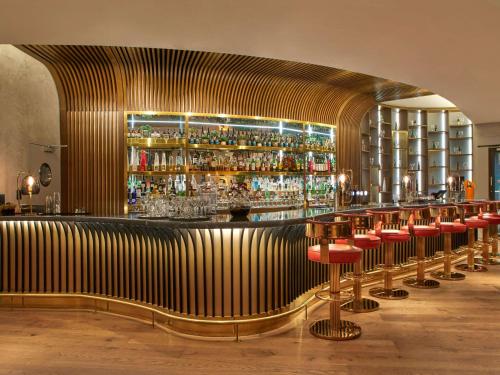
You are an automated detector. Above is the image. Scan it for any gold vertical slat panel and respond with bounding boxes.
[231,228,242,317]
[17,45,428,215]
[36,222,44,292]
[58,222,67,293]
[51,222,59,293]
[221,228,232,318]
[250,228,259,315]
[212,229,223,317]
[0,219,469,321]
[1,223,8,291]
[66,222,75,293]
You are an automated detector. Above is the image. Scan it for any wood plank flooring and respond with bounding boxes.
[0,265,498,375]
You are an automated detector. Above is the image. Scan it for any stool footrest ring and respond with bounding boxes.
[315,289,353,303]
[341,297,380,313]
[368,286,409,300]
[403,277,440,289]
[430,270,466,281]
[474,257,500,266]
[455,263,488,272]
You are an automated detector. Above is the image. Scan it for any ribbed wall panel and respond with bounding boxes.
[0,219,467,320]
[18,46,428,214]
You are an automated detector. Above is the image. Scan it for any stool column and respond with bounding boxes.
[456,227,487,272]
[482,229,490,263]
[353,260,362,303]
[476,225,500,265]
[404,236,440,289]
[431,230,466,281]
[384,242,394,292]
[416,237,425,282]
[369,241,409,300]
[444,233,452,276]
[329,264,341,331]
[468,228,475,269]
[491,227,499,257]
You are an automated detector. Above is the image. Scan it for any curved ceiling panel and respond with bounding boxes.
[19,45,424,213]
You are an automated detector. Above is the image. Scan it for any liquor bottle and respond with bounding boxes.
[161,152,167,171]
[139,150,147,172]
[153,152,160,171]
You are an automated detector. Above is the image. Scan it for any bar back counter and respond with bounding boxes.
[0,204,469,338]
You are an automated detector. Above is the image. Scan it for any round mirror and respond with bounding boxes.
[39,163,52,187]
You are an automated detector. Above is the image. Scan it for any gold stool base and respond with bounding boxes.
[309,319,361,341]
[455,263,488,272]
[341,297,380,313]
[430,270,466,281]
[403,278,440,289]
[369,287,409,300]
[474,257,500,266]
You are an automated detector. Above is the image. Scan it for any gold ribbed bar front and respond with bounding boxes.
[0,218,468,336]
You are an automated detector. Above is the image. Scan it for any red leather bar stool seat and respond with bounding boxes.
[432,221,467,233]
[479,213,500,225]
[308,244,362,264]
[458,217,488,229]
[336,234,381,249]
[402,225,440,237]
[368,229,410,243]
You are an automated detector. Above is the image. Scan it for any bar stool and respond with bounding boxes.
[455,202,488,272]
[475,203,500,266]
[336,212,381,313]
[366,210,411,299]
[400,207,441,289]
[306,219,362,340]
[429,205,467,281]
[483,201,500,258]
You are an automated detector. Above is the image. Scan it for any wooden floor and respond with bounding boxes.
[0,266,499,375]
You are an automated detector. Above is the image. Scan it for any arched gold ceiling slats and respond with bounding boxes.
[18,45,427,214]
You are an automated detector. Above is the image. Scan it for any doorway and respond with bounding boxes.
[489,147,500,200]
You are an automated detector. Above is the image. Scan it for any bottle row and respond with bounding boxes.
[128,149,336,174]
[127,174,336,208]
[128,127,184,139]
[127,125,336,151]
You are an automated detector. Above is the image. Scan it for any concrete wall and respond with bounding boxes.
[473,123,500,199]
[0,45,60,207]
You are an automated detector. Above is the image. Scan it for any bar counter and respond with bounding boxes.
[0,203,469,337]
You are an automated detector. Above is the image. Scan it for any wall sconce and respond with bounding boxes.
[16,172,40,214]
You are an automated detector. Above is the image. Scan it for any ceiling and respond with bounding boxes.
[1,0,499,123]
[382,95,456,109]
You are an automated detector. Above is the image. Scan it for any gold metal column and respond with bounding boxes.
[476,225,500,265]
[369,242,409,299]
[431,232,465,281]
[341,254,380,313]
[403,237,440,289]
[490,226,500,257]
[456,228,487,272]
[309,264,361,340]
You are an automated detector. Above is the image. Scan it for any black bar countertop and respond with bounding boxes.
[0,200,475,229]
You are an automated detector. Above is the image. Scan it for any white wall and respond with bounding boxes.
[473,123,500,199]
[0,45,60,207]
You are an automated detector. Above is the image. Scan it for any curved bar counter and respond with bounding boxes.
[0,204,469,337]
